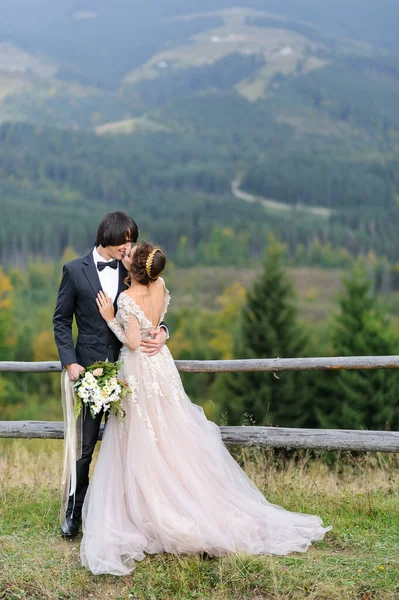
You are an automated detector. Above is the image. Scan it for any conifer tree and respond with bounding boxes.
[329,263,399,430]
[215,238,311,426]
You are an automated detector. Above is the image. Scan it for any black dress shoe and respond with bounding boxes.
[199,551,213,560]
[61,514,81,538]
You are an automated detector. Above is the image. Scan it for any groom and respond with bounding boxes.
[53,211,168,537]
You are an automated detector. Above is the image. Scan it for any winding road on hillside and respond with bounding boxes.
[231,179,333,218]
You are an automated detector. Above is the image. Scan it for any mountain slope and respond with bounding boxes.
[1,1,399,267]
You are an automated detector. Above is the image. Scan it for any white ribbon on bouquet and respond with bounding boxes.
[60,370,83,524]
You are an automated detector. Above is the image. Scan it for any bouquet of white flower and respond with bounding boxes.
[73,360,129,420]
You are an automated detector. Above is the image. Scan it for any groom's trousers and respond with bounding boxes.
[67,406,105,518]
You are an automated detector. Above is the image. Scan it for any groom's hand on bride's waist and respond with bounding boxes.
[67,363,85,381]
[141,327,167,357]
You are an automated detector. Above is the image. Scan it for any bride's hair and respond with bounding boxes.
[125,241,166,286]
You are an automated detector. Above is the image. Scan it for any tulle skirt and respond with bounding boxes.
[80,346,331,575]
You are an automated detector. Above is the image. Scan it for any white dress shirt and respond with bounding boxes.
[92,247,119,303]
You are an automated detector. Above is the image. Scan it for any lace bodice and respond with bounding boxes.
[109,278,170,344]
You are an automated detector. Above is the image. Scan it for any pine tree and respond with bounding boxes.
[215,238,311,426]
[329,262,399,430]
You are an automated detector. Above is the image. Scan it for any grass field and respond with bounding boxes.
[123,7,324,96]
[167,265,342,323]
[95,117,171,136]
[1,441,399,600]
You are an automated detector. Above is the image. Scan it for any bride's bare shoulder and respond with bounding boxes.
[152,278,165,292]
[123,280,163,301]
[122,288,136,299]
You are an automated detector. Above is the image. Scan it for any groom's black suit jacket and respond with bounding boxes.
[53,251,127,369]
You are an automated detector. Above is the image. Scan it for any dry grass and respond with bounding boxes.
[167,265,342,323]
[2,439,397,495]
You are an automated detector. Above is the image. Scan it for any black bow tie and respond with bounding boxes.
[97,259,118,272]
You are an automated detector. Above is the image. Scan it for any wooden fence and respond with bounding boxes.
[1,357,399,452]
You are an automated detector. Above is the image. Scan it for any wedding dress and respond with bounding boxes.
[80,280,331,575]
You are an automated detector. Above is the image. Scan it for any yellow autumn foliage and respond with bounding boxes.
[62,247,79,263]
[209,282,247,359]
[33,331,59,362]
[167,330,193,358]
[0,267,13,310]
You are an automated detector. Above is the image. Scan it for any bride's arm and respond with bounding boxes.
[108,316,141,351]
[96,291,141,350]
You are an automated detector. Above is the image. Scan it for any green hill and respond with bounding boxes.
[0,1,399,266]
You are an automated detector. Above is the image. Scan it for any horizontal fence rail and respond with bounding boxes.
[2,358,399,452]
[2,355,399,373]
[0,421,399,452]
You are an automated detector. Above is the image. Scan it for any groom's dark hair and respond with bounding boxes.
[95,211,138,247]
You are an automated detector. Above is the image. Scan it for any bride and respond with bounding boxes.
[80,241,331,575]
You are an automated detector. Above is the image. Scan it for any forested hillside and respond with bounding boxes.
[1,1,398,89]
[0,2,398,269]
[1,113,399,269]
